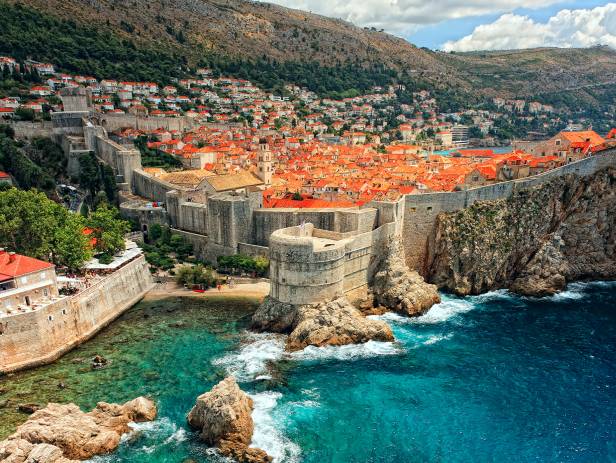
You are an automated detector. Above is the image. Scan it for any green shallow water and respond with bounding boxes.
[0,296,257,446]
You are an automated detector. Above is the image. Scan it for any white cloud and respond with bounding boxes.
[263,0,565,33]
[442,3,616,51]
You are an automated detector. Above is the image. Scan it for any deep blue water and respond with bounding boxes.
[3,283,615,462]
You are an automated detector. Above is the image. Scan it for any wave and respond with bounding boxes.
[250,391,302,463]
[372,298,475,326]
[212,332,286,381]
[289,340,401,361]
[88,418,186,462]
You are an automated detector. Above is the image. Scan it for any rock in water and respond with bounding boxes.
[252,296,394,351]
[0,397,157,462]
[372,237,440,316]
[187,377,271,463]
[286,297,394,351]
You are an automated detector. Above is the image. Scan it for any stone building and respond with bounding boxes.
[0,249,59,313]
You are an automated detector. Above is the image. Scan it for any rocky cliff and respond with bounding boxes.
[427,168,616,296]
[372,237,441,316]
[187,377,271,463]
[0,397,157,462]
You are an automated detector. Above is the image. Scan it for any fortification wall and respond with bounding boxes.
[269,224,349,305]
[251,208,377,247]
[171,229,210,263]
[401,150,616,273]
[132,169,178,204]
[100,114,196,132]
[9,121,54,139]
[0,256,154,374]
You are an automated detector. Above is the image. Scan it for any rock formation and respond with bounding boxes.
[252,296,394,351]
[187,377,271,463]
[0,397,157,462]
[372,237,441,316]
[427,168,616,296]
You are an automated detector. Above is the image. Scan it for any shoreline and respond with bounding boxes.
[143,281,270,302]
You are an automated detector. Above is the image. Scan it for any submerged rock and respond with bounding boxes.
[187,377,271,463]
[252,296,393,351]
[372,237,440,317]
[0,397,157,461]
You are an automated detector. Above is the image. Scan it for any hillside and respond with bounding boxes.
[2,0,616,104]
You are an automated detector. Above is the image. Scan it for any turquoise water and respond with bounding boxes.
[2,284,616,462]
[434,146,513,156]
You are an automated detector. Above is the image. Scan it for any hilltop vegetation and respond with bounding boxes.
[1,0,615,111]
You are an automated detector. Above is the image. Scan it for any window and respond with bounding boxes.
[40,272,46,280]
[43,288,48,297]
[21,276,28,284]
[427,206,433,211]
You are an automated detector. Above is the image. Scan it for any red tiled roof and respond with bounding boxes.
[0,250,53,281]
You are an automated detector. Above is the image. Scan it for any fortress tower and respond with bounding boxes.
[257,139,273,186]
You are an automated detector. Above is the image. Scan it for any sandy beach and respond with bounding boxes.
[144,280,270,301]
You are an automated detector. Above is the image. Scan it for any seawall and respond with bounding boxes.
[0,256,154,374]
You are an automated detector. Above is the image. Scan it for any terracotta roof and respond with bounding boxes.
[204,170,263,192]
[159,169,215,188]
[0,250,53,281]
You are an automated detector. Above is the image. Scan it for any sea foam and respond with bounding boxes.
[212,332,286,380]
[289,339,401,361]
[250,391,302,463]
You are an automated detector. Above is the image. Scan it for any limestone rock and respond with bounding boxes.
[250,296,298,333]
[286,297,394,351]
[252,296,393,351]
[0,397,157,462]
[372,237,440,316]
[427,168,616,296]
[187,377,271,463]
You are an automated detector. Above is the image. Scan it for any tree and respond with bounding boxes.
[52,213,92,270]
[86,204,130,256]
[0,188,91,269]
[78,152,101,201]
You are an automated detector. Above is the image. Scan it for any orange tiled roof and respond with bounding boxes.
[0,250,53,281]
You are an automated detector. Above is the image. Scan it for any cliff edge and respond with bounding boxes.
[427,167,616,296]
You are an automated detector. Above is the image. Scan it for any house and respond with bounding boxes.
[0,249,59,313]
[0,107,15,119]
[528,130,605,163]
[0,171,12,185]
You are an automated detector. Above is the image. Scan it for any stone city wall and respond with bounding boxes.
[9,121,54,139]
[132,169,179,204]
[251,208,378,247]
[267,220,397,306]
[401,149,616,273]
[0,255,154,374]
[100,114,196,133]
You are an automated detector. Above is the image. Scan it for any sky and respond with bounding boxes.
[260,0,616,51]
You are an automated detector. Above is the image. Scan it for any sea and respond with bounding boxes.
[1,283,615,463]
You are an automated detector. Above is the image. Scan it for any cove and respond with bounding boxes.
[1,283,615,462]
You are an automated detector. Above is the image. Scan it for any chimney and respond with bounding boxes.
[0,248,5,254]
[8,252,16,263]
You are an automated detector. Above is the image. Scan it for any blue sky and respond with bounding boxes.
[408,1,610,49]
[264,0,616,51]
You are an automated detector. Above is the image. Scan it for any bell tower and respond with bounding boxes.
[257,138,273,186]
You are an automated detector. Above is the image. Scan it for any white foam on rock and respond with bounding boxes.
[212,332,286,380]
[250,391,302,463]
[289,340,401,361]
